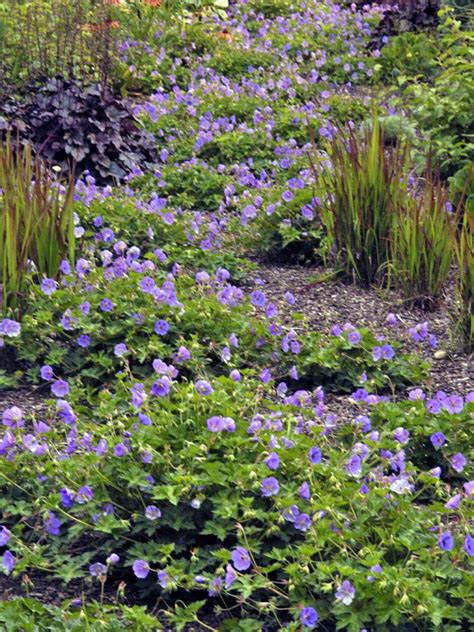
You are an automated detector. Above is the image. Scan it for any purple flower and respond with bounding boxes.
[393,427,410,444]
[158,570,172,589]
[76,258,91,276]
[260,368,272,384]
[225,563,236,588]
[175,346,191,362]
[89,562,107,578]
[372,346,383,361]
[145,505,161,520]
[100,298,113,312]
[367,564,383,582]
[464,481,474,497]
[430,432,446,449]
[300,607,318,628]
[41,278,58,296]
[229,369,241,382]
[450,452,467,473]
[294,513,312,532]
[299,481,311,500]
[347,331,361,345]
[2,550,15,575]
[250,291,266,308]
[60,259,72,274]
[51,380,69,398]
[221,347,231,362]
[60,487,75,508]
[301,205,314,220]
[231,546,251,571]
[265,452,280,470]
[2,406,23,428]
[106,553,120,565]
[209,576,222,596]
[438,531,454,551]
[44,511,61,536]
[151,377,171,397]
[78,334,91,348]
[207,416,226,432]
[223,416,236,432]
[335,580,355,605]
[0,526,10,546]
[443,394,464,415]
[114,443,128,457]
[195,271,210,285]
[140,277,155,293]
[346,454,362,478]
[133,559,150,579]
[445,494,462,510]
[261,476,279,497]
[290,365,299,380]
[0,318,21,337]
[308,447,322,465]
[408,388,425,401]
[154,320,169,335]
[76,485,93,504]
[464,534,474,557]
[282,190,294,203]
[114,343,128,357]
[195,380,213,396]
[386,313,397,326]
[426,399,441,414]
[40,365,54,381]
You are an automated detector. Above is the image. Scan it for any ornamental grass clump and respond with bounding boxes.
[0,135,75,313]
[390,170,455,310]
[312,120,410,286]
[451,202,474,352]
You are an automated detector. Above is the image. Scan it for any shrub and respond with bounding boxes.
[0,78,157,183]
[0,135,75,313]
[378,32,439,81]
[364,0,441,41]
[402,10,474,179]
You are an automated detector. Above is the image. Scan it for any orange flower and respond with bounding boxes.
[84,19,119,32]
[143,0,162,6]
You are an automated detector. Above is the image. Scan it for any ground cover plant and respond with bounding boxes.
[0,0,473,630]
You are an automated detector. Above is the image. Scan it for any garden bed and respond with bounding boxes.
[0,1,472,631]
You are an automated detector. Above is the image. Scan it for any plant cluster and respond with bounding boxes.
[400,9,474,180]
[0,0,120,94]
[0,135,75,313]
[0,78,157,183]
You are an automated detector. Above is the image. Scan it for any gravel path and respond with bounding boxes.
[245,261,473,395]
